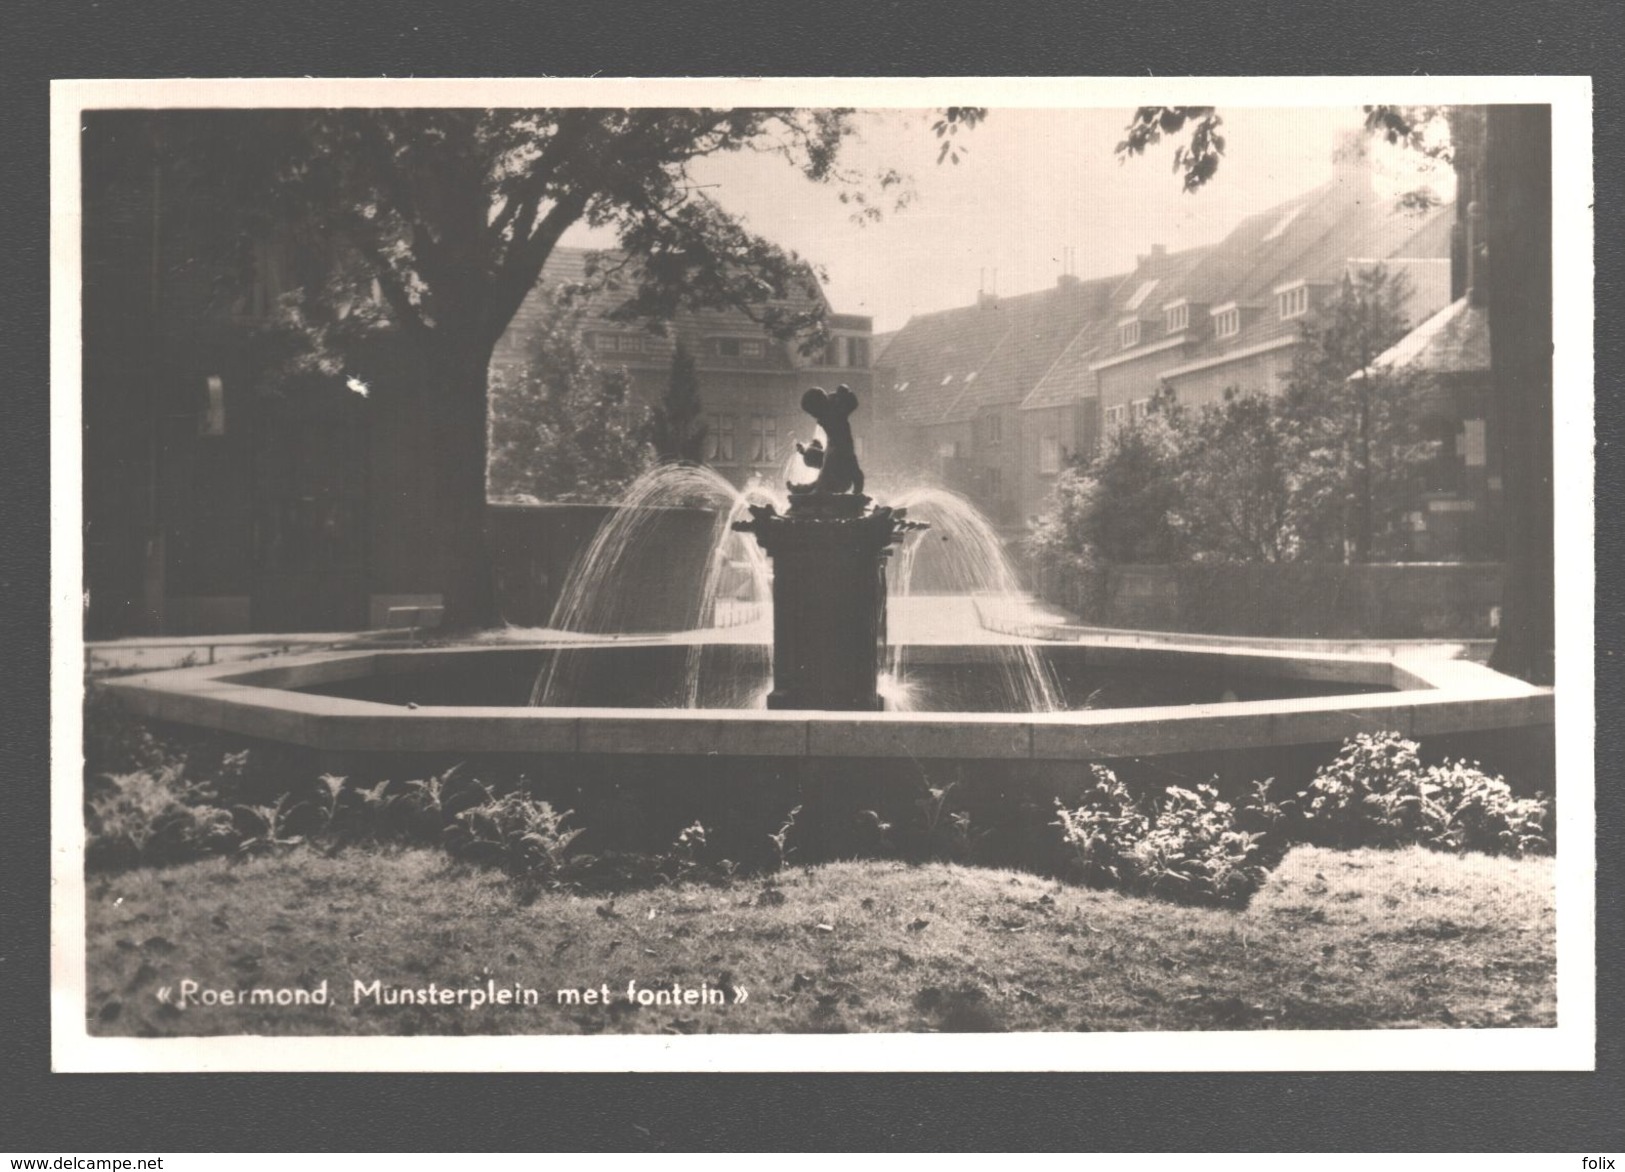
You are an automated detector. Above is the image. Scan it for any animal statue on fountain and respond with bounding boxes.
[790,384,864,496]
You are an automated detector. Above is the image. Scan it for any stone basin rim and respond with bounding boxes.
[98,642,1552,761]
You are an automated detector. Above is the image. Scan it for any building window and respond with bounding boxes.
[1213,306,1240,338]
[749,415,777,463]
[715,338,742,358]
[1165,303,1189,334]
[594,333,620,352]
[706,414,736,462]
[1277,284,1310,319]
[1119,320,1141,349]
[1039,435,1060,474]
[1104,404,1127,429]
[739,339,764,358]
[982,413,1003,446]
[824,337,844,366]
[1131,398,1150,423]
[847,337,870,368]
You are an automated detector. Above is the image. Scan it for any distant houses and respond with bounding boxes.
[492,248,876,493]
[874,150,1461,547]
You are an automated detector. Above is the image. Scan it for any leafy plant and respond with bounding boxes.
[1134,784,1269,908]
[768,805,802,872]
[912,779,982,861]
[84,765,237,868]
[234,794,308,856]
[1425,760,1553,857]
[1301,733,1552,856]
[1301,731,1436,848]
[442,793,583,877]
[663,820,711,883]
[1052,766,1150,887]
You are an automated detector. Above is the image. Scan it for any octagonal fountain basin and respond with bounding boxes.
[101,636,1554,795]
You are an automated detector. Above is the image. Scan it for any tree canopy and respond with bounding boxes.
[1032,267,1436,571]
[198,105,938,626]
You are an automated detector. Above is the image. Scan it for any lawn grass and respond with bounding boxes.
[84,845,1555,1035]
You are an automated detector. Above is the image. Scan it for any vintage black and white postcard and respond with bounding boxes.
[50,75,1594,1072]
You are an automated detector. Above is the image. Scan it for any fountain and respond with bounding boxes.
[730,385,924,711]
[101,384,1555,806]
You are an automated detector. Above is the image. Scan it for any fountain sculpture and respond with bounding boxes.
[732,385,924,710]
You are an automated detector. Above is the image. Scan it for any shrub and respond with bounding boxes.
[1054,772,1269,907]
[1052,766,1149,888]
[442,793,583,877]
[1301,732,1443,849]
[1426,760,1553,857]
[1134,784,1269,908]
[85,766,237,868]
[1301,733,1553,856]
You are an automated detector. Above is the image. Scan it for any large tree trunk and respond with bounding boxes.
[1485,106,1555,685]
[424,342,499,631]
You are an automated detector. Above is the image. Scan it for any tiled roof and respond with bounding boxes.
[498,245,834,362]
[882,292,1046,425]
[1138,185,1452,381]
[1021,325,1105,410]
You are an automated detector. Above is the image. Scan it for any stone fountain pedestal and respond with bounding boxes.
[733,491,920,711]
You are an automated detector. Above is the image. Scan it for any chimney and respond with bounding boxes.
[1058,245,1081,287]
[978,267,999,308]
[1135,243,1167,271]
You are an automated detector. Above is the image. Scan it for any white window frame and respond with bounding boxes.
[1164,301,1190,334]
[1275,282,1310,320]
[749,414,777,463]
[1212,303,1241,339]
[1118,319,1141,350]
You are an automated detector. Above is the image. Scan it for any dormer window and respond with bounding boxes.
[1118,319,1142,350]
[1211,303,1240,339]
[1275,281,1310,320]
[1164,301,1190,334]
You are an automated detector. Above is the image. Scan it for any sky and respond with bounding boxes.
[563,106,1454,335]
